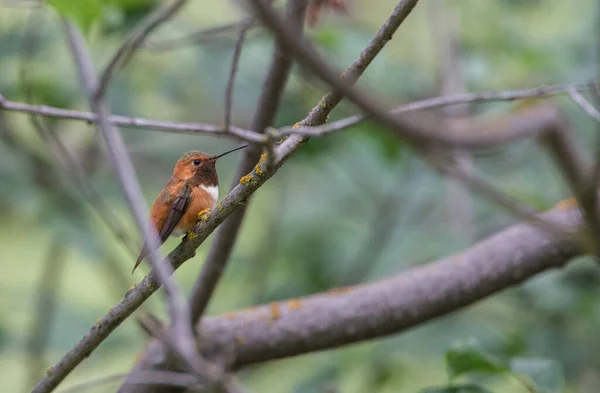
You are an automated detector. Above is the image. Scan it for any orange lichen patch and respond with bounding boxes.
[224,312,237,320]
[259,153,268,163]
[288,298,303,310]
[240,174,253,184]
[554,197,577,210]
[292,122,301,128]
[269,302,281,321]
[129,285,136,291]
[254,163,264,176]
[328,286,351,295]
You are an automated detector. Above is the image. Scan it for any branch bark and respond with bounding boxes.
[152,204,582,372]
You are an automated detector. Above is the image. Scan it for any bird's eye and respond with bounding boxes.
[193,159,201,166]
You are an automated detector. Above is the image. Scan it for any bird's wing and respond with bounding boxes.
[132,185,192,273]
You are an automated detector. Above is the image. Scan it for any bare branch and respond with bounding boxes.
[187,204,581,369]
[569,88,600,122]
[25,238,67,387]
[96,0,187,99]
[224,19,254,133]
[0,93,263,142]
[279,81,600,138]
[145,19,256,51]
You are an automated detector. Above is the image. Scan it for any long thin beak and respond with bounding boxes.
[209,144,249,160]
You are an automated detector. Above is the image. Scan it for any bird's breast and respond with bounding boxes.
[173,184,219,234]
[198,184,219,206]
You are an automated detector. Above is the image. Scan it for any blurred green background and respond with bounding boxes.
[1,0,600,392]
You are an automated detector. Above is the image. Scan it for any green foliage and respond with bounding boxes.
[445,339,507,380]
[48,0,103,34]
[420,384,495,393]
[424,338,566,393]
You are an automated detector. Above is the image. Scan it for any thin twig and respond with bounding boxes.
[96,0,187,99]
[279,81,600,138]
[223,19,254,133]
[145,18,256,51]
[25,238,67,387]
[569,88,600,122]
[0,94,263,142]
[3,81,599,143]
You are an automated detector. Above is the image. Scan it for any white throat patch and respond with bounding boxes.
[200,184,219,206]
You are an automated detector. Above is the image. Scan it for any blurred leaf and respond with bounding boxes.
[510,357,564,393]
[420,384,495,393]
[445,338,507,381]
[48,0,103,34]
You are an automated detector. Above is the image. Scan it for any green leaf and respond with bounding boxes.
[48,0,103,33]
[510,358,565,393]
[445,338,508,381]
[420,384,495,393]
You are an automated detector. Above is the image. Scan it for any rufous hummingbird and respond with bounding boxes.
[132,144,248,273]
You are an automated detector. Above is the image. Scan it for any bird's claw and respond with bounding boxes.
[197,209,212,222]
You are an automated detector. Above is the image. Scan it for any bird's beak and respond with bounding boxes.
[209,144,249,160]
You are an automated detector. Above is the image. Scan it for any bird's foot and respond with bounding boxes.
[197,208,212,222]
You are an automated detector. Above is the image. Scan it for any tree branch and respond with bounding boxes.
[186,204,581,369]
[0,93,263,142]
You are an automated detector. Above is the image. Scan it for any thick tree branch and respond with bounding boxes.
[186,204,581,369]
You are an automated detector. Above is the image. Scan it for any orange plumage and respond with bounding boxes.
[132,145,247,273]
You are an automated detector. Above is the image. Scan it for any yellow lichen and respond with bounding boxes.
[269,302,281,321]
[259,153,268,163]
[292,122,301,129]
[328,287,351,295]
[240,174,253,184]
[217,203,224,211]
[288,299,303,310]
[129,285,135,291]
[45,367,53,375]
[186,231,196,240]
[254,163,264,176]
[197,209,211,222]
[554,197,577,211]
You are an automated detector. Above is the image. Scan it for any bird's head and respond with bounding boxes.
[172,144,248,185]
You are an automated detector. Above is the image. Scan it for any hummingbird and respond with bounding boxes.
[132,144,249,273]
